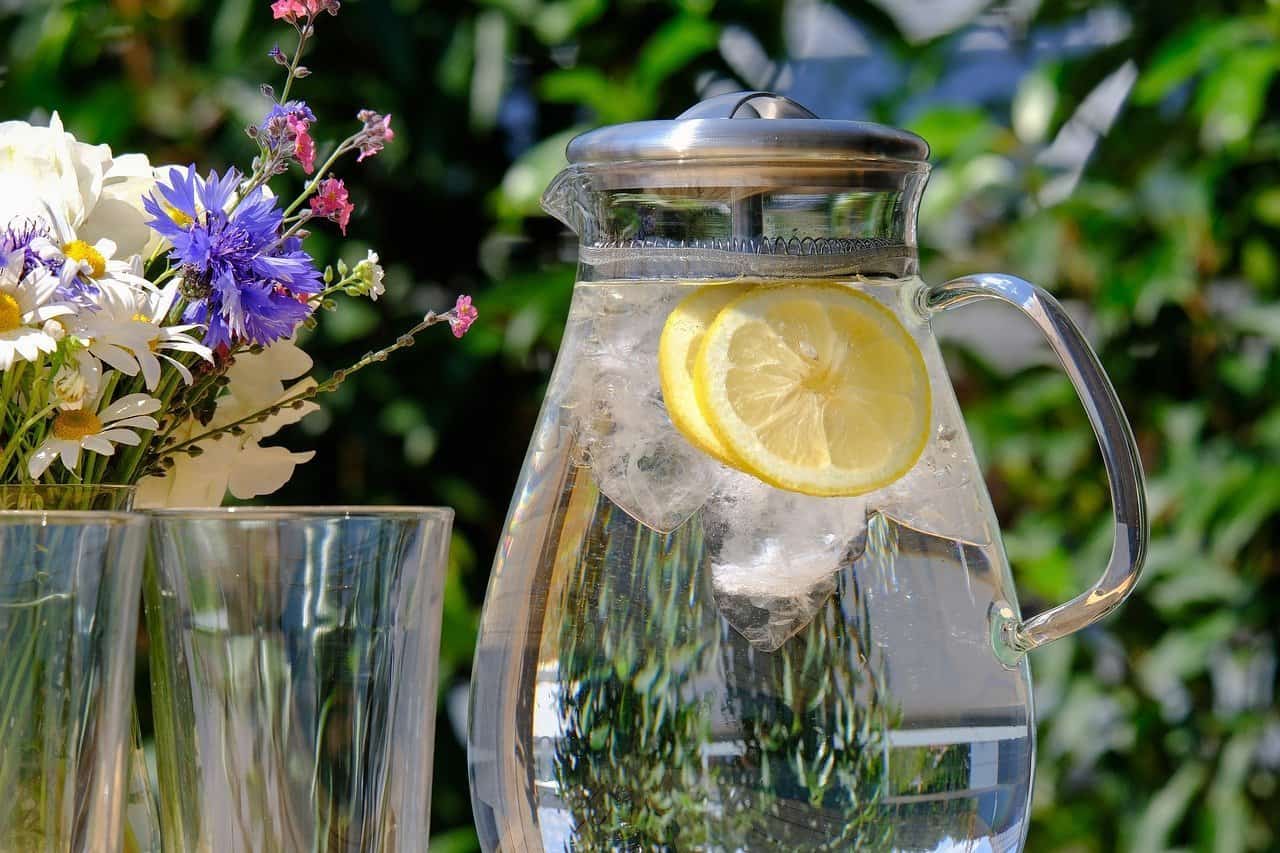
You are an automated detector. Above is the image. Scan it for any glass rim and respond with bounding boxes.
[144,505,454,522]
[0,509,144,523]
[0,484,138,491]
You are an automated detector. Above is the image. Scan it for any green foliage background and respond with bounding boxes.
[3,0,1278,850]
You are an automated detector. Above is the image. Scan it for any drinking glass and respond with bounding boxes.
[0,484,161,852]
[0,510,148,852]
[144,507,452,852]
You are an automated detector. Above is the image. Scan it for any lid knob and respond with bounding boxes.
[676,91,819,120]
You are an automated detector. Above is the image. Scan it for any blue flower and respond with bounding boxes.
[260,100,316,152]
[144,166,321,349]
[1,217,49,279]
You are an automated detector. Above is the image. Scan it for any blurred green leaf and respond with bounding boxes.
[908,106,1001,160]
[429,826,481,853]
[1130,762,1207,853]
[633,14,719,89]
[494,127,577,219]
[1195,44,1280,149]
[1134,17,1273,104]
[321,299,380,343]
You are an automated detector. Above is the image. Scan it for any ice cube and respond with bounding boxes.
[581,374,723,532]
[872,421,995,545]
[567,284,721,533]
[705,470,867,651]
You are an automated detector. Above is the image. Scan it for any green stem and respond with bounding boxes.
[0,401,59,478]
[278,22,309,105]
[281,139,354,219]
[114,365,190,485]
[160,312,449,459]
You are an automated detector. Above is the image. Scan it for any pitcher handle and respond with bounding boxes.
[923,273,1148,665]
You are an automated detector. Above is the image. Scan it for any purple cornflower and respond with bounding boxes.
[0,218,49,280]
[260,100,315,150]
[144,166,321,350]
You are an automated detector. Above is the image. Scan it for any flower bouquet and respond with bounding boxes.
[0,0,474,510]
[0,1,475,847]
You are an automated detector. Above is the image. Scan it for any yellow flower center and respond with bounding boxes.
[63,240,106,278]
[129,314,161,351]
[164,202,194,229]
[0,293,22,332]
[52,409,103,440]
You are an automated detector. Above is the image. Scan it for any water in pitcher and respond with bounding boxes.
[470,276,1034,852]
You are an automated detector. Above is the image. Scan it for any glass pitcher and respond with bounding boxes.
[468,92,1147,852]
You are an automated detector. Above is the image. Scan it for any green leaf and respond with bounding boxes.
[379,400,426,435]
[633,15,719,88]
[1136,612,1235,691]
[540,67,617,116]
[1128,762,1207,853]
[436,21,474,98]
[493,127,580,220]
[1205,729,1261,853]
[427,827,480,853]
[533,0,608,44]
[1253,187,1280,227]
[907,106,1000,160]
[1195,44,1280,149]
[1134,17,1272,104]
[211,0,253,67]
[321,300,379,343]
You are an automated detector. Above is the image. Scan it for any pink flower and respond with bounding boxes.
[271,0,340,21]
[271,0,308,20]
[288,115,316,174]
[354,110,395,162]
[309,177,355,235]
[447,295,478,338]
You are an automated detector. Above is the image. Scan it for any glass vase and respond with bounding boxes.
[144,507,453,853]
[0,484,137,511]
[0,484,160,853]
[0,508,148,852]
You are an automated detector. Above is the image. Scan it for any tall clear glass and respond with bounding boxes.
[0,510,148,852]
[144,507,452,853]
[0,484,163,853]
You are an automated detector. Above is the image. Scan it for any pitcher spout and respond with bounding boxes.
[540,167,589,235]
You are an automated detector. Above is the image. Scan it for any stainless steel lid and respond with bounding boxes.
[565,91,930,166]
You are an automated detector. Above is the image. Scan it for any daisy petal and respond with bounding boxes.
[27,442,60,479]
[100,393,162,421]
[137,350,161,390]
[161,353,195,385]
[90,431,139,449]
[92,343,141,376]
[102,417,157,434]
[58,441,82,472]
[81,436,117,456]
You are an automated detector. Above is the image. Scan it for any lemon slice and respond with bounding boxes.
[694,282,931,496]
[659,282,755,465]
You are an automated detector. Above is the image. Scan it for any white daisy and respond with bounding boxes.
[73,279,212,389]
[27,392,161,479]
[0,253,75,370]
[52,365,91,411]
[31,235,151,293]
